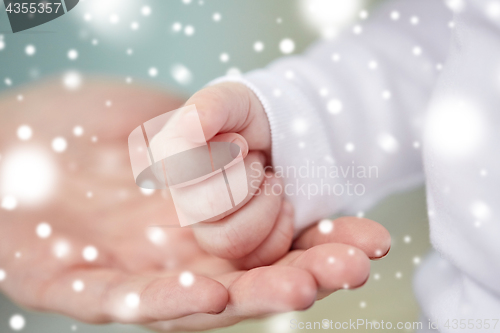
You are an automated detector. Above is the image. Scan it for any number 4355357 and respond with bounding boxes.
[444,319,499,330]
[6,2,62,14]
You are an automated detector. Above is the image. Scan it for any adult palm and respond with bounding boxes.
[0,78,390,331]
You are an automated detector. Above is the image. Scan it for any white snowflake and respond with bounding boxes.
[172,22,182,32]
[279,38,295,54]
[72,280,85,292]
[17,125,32,141]
[82,246,98,262]
[125,293,140,308]
[73,126,84,137]
[382,90,392,100]
[1,195,17,211]
[377,132,399,153]
[146,227,167,245]
[25,44,36,56]
[253,41,264,52]
[331,53,341,62]
[68,49,78,60]
[9,314,25,331]
[219,53,230,63]
[184,25,195,36]
[36,222,52,239]
[353,25,363,34]
[141,6,151,16]
[292,118,309,134]
[52,137,68,153]
[171,64,192,85]
[318,219,334,234]
[471,201,490,220]
[345,142,355,152]
[445,0,466,12]
[390,11,400,20]
[53,240,70,258]
[368,60,378,70]
[63,71,82,91]
[179,271,195,287]
[486,1,500,19]
[327,99,343,114]
[226,67,241,76]
[148,67,158,77]
[109,14,119,24]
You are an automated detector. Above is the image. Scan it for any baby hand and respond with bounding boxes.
[152,82,291,269]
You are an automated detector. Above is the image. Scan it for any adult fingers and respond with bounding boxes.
[147,266,317,332]
[36,268,228,324]
[0,77,185,144]
[293,217,391,259]
[146,243,371,332]
[0,226,227,324]
[283,243,371,297]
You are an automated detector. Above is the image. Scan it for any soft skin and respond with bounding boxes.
[0,79,390,331]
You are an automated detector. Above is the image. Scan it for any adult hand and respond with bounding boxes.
[0,79,390,331]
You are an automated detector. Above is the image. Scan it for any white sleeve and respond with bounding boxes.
[214,0,453,231]
[415,1,500,330]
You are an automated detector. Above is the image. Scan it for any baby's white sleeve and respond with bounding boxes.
[214,0,453,231]
[414,0,500,329]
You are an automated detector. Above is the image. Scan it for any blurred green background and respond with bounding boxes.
[0,0,430,332]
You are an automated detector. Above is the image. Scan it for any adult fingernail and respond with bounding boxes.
[208,306,227,315]
[357,274,370,288]
[371,246,391,260]
[302,299,316,311]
